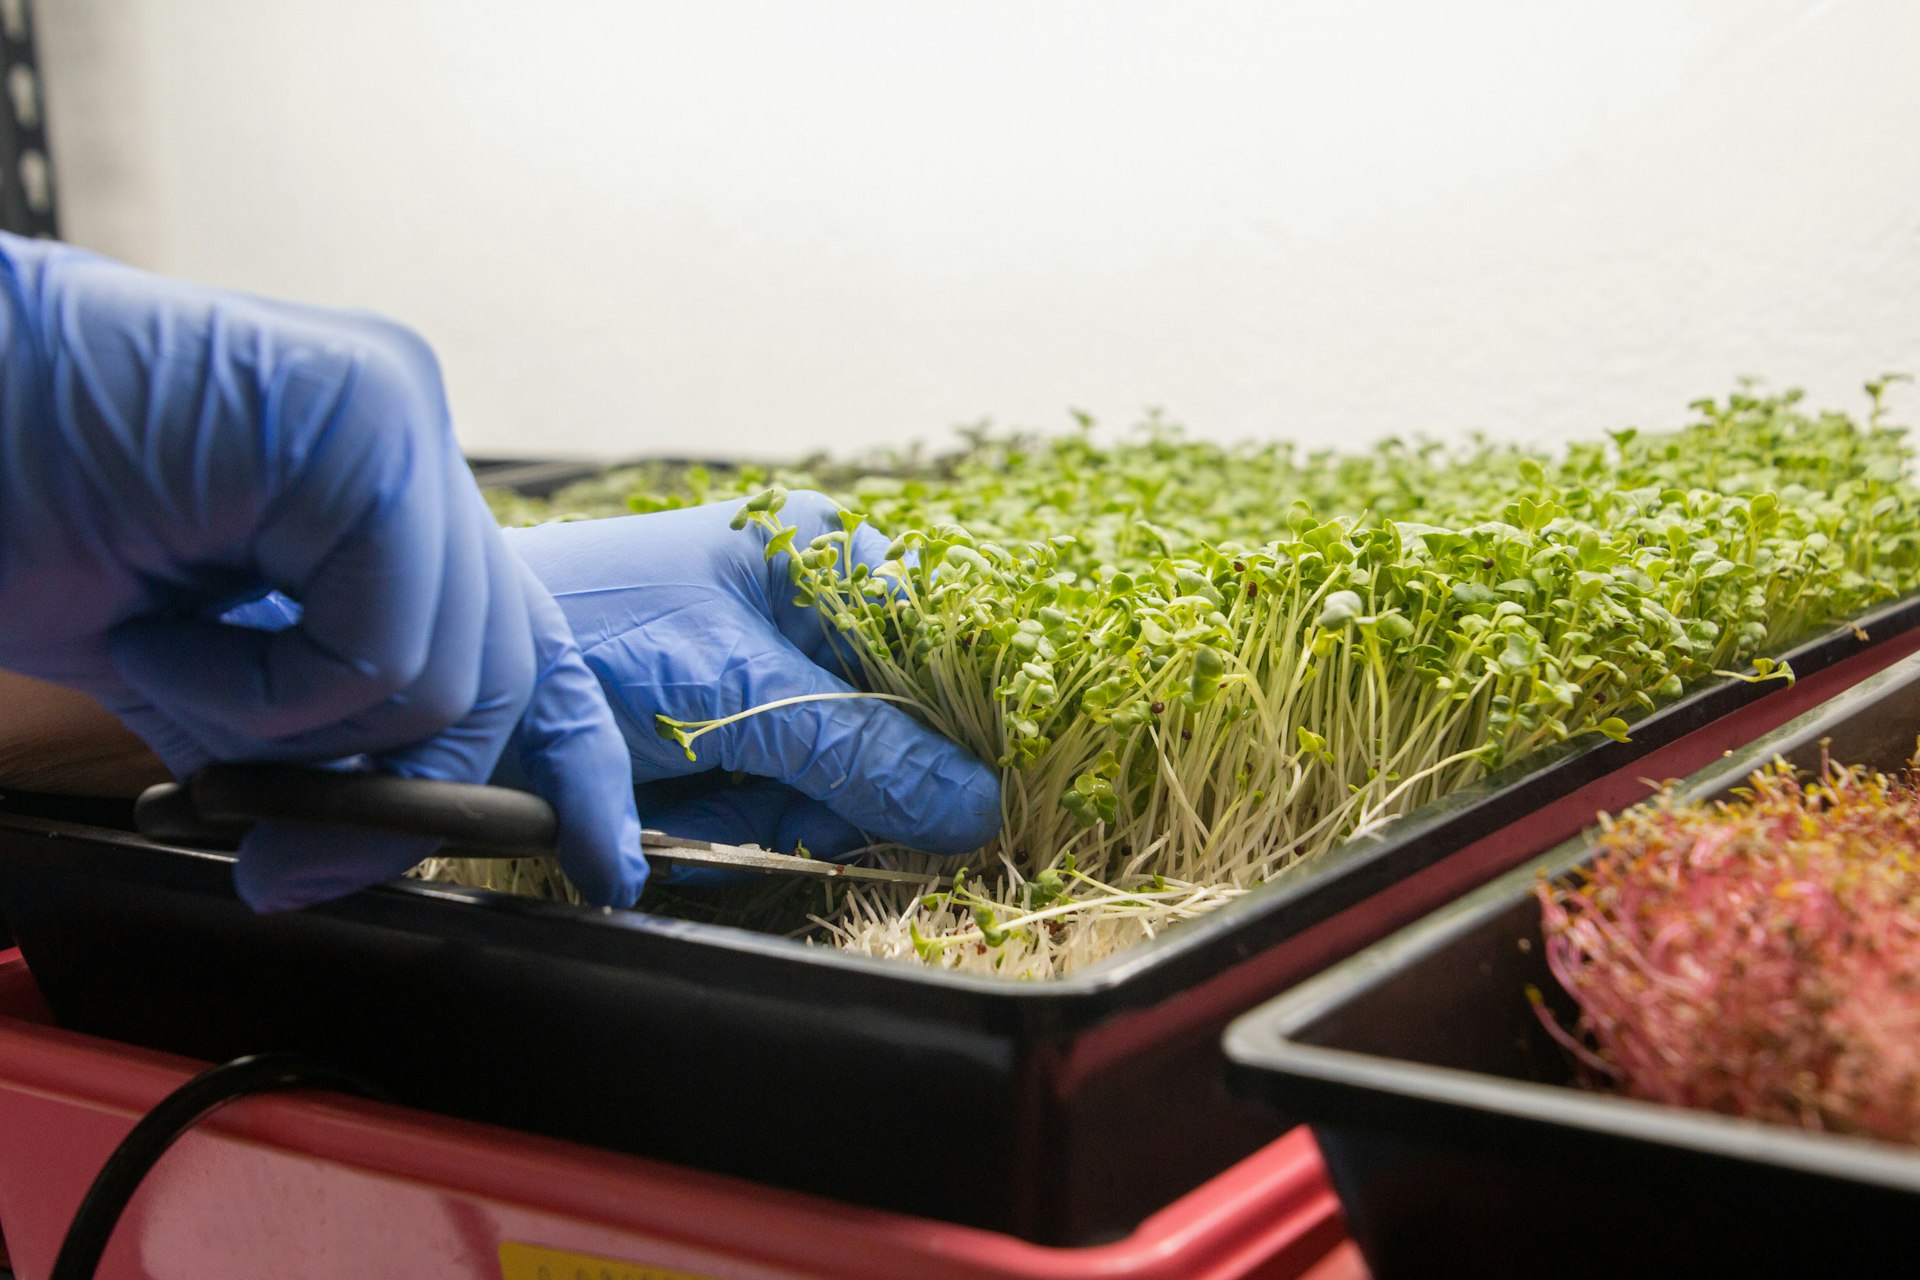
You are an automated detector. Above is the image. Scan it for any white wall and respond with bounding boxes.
[33,0,1920,459]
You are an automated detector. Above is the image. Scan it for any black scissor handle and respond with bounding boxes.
[135,764,559,857]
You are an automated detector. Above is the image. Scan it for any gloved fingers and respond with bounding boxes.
[692,622,1000,855]
[366,497,536,781]
[110,454,453,741]
[509,497,996,856]
[640,773,870,885]
[250,326,472,727]
[237,551,647,913]
[111,453,494,762]
[105,318,482,746]
[229,503,536,913]
[231,820,442,913]
[505,558,648,908]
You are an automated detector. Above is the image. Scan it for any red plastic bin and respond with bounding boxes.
[0,950,1350,1280]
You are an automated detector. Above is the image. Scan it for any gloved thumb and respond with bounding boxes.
[507,563,649,907]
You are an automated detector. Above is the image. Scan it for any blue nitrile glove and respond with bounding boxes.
[0,233,645,910]
[503,494,1002,880]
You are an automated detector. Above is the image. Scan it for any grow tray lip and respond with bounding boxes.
[8,594,1920,1024]
[1223,648,1920,1197]
[1229,1038,1920,1194]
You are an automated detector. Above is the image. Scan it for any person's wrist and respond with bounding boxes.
[0,670,170,796]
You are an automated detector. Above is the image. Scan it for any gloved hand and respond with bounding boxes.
[503,494,1002,878]
[0,232,645,910]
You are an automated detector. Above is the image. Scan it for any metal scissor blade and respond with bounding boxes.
[133,766,953,890]
[641,830,949,888]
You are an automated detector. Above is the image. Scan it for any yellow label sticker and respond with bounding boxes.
[498,1240,723,1280]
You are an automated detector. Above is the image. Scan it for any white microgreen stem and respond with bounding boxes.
[660,691,925,749]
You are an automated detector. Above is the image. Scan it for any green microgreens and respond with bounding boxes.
[448,379,1920,979]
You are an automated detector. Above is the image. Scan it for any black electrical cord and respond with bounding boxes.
[49,1052,387,1280]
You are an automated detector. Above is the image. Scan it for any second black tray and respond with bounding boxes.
[1225,650,1920,1278]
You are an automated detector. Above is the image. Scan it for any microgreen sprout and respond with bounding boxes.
[1538,752,1920,1143]
[448,380,1920,979]
[655,692,920,762]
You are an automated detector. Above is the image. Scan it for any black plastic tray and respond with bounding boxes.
[1225,650,1920,1278]
[6,552,1920,1245]
[468,454,740,498]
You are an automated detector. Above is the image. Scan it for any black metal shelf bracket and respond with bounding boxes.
[0,0,57,237]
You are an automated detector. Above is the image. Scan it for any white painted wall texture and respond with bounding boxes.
[32,0,1920,459]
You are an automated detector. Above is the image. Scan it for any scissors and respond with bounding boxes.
[135,764,948,889]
